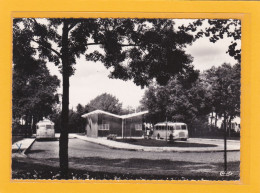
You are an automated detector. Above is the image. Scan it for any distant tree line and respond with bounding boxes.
[51,93,141,133]
[140,63,240,136]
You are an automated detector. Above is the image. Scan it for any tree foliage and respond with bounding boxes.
[13,18,197,178]
[141,63,240,131]
[204,63,240,120]
[85,93,123,114]
[179,19,241,62]
[141,75,211,125]
[13,21,60,127]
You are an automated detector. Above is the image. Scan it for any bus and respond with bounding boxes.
[36,118,55,139]
[153,122,188,141]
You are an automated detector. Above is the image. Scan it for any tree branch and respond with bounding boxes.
[85,42,140,47]
[121,44,140,47]
[31,39,62,58]
[68,22,78,32]
[28,18,62,58]
[86,43,103,46]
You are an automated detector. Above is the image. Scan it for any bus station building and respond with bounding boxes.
[82,110,148,138]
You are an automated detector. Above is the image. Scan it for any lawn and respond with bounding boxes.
[12,157,239,180]
[191,135,240,140]
[115,138,218,147]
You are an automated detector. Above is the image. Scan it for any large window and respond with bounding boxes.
[99,124,110,130]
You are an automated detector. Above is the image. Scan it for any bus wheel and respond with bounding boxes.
[157,134,160,139]
[181,138,187,141]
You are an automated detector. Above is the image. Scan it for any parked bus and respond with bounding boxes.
[153,122,188,141]
[36,118,55,139]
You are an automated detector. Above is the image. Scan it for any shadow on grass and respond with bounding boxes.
[115,139,218,147]
[36,138,59,142]
[25,149,46,154]
[12,157,239,180]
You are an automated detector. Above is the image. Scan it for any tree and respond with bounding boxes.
[12,22,60,134]
[141,74,211,126]
[68,107,86,133]
[204,63,240,172]
[76,104,85,115]
[13,18,196,178]
[204,63,240,125]
[179,19,241,62]
[121,106,136,115]
[86,93,122,114]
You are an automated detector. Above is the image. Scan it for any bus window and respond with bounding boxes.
[169,126,174,131]
[46,125,52,129]
[176,125,181,130]
[181,125,187,130]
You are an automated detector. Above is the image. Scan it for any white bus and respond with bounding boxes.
[36,119,55,139]
[153,122,189,141]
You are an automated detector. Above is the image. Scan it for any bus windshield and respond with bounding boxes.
[181,125,187,130]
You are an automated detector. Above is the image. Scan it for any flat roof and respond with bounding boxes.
[120,111,149,119]
[81,109,148,119]
[155,122,186,126]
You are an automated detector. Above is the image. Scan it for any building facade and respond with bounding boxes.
[82,110,148,138]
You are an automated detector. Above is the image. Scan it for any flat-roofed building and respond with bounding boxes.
[82,110,148,138]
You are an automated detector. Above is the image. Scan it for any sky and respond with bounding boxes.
[46,19,239,109]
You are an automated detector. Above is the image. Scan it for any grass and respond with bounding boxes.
[191,135,240,140]
[115,138,218,147]
[12,158,239,180]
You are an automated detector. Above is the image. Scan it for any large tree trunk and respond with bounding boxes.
[59,20,70,179]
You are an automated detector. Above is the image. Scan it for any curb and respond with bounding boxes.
[102,144,240,153]
[22,138,36,155]
[72,135,240,153]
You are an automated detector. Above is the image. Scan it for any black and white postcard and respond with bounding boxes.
[12,18,241,180]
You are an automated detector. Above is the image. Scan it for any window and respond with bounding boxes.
[46,125,52,129]
[39,125,45,129]
[181,125,187,130]
[176,125,181,130]
[99,124,109,130]
[169,126,174,131]
[135,124,142,130]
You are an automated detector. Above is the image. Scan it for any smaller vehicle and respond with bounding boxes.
[153,122,188,141]
[36,118,55,139]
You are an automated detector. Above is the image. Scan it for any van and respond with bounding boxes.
[36,118,55,139]
[153,122,188,141]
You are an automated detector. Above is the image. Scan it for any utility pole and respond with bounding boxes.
[166,117,168,141]
[122,119,124,138]
[223,113,227,173]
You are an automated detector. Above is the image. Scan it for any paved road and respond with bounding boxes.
[28,138,240,163]
[12,138,240,179]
